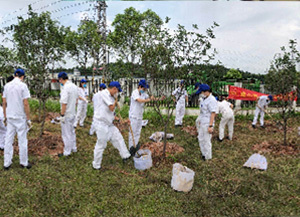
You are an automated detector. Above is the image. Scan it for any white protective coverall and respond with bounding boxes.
[197,94,217,160]
[128,89,149,149]
[74,87,88,127]
[92,89,131,170]
[0,106,7,149]
[3,77,31,167]
[217,100,234,140]
[89,91,101,136]
[252,95,270,127]
[172,87,188,126]
[60,80,78,156]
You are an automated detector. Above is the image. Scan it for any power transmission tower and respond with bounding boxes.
[95,0,108,83]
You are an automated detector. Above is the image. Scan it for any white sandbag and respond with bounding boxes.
[171,163,195,193]
[142,120,148,127]
[243,153,268,170]
[149,131,174,142]
[133,149,152,171]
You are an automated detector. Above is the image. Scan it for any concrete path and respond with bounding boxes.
[145,107,300,117]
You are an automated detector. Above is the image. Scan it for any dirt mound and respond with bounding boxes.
[263,120,294,133]
[12,131,64,158]
[253,140,299,156]
[141,142,184,158]
[182,126,198,136]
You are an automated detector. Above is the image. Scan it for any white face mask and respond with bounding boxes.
[200,93,205,98]
[114,93,118,98]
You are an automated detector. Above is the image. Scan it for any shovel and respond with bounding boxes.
[115,102,141,157]
[258,105,282,128]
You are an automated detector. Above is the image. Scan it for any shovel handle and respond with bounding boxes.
[116,102,136,148]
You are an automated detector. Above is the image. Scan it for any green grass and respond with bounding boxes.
[0,106,299,216]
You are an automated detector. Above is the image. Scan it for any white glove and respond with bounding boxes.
[60,115,65,124]
[27,120,32,129]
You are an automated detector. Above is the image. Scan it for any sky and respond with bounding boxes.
[0,0,299,74]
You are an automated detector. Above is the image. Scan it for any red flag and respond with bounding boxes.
[228,86,297,101]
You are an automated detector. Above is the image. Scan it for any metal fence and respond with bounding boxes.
[3,76,297,109]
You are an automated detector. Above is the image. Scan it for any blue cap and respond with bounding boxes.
[58,72,68,79]
[194,82,201,89]
[180,80,185,85]
[268,95,273,101]
[195,84,210,95]
[215,96,219,101]
[138,79,149,88]
[99,83,106,89]
[14,68,25,76]
[80,79,87,83]
[109,81,122,92]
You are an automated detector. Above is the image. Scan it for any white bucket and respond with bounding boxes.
[133,149,153,171]
[171,163,195,193]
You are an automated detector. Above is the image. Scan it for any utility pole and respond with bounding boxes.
[95,0,108,84]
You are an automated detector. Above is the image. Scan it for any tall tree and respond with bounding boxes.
[65,19,103,77]
[7,5,67,136]
[224,68,242,80]
[265,39,300,145]
[143,17,219,157]
[0,46,17,77]
[108,7,163,79]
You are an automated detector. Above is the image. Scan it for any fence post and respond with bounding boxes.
[234,82,242,109]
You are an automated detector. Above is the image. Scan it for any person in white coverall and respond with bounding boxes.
[196,84,217,161]
[2,69,32,170]
[128,79,155,154]
[252,95,273,128]
[216,96,234,141]
[58,72,79,157]
[89,83,106,136]
[172,80,188,127]
[0,76,14,151]
[92,81,131,170]
[74,79,89,128]
[0,105,6,151]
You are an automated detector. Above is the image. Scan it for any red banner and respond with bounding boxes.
[228,85,297,101]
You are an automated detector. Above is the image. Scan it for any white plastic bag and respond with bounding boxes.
[243,153,268,170]
[149,131,174,142]
[133,149,152,171]
[171,163,195,192]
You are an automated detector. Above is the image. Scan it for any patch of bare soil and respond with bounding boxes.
[140,142,185,166]
[263,120,294,134]
[12,131,64,158]
[253,140,299,156]
[181,126,198,136]
[141,142,184,158]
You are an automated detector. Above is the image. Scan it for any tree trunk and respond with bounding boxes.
[38,98,42,122]
[39,99,47,137]
[162,121,168,158]
[283,117,287,146]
